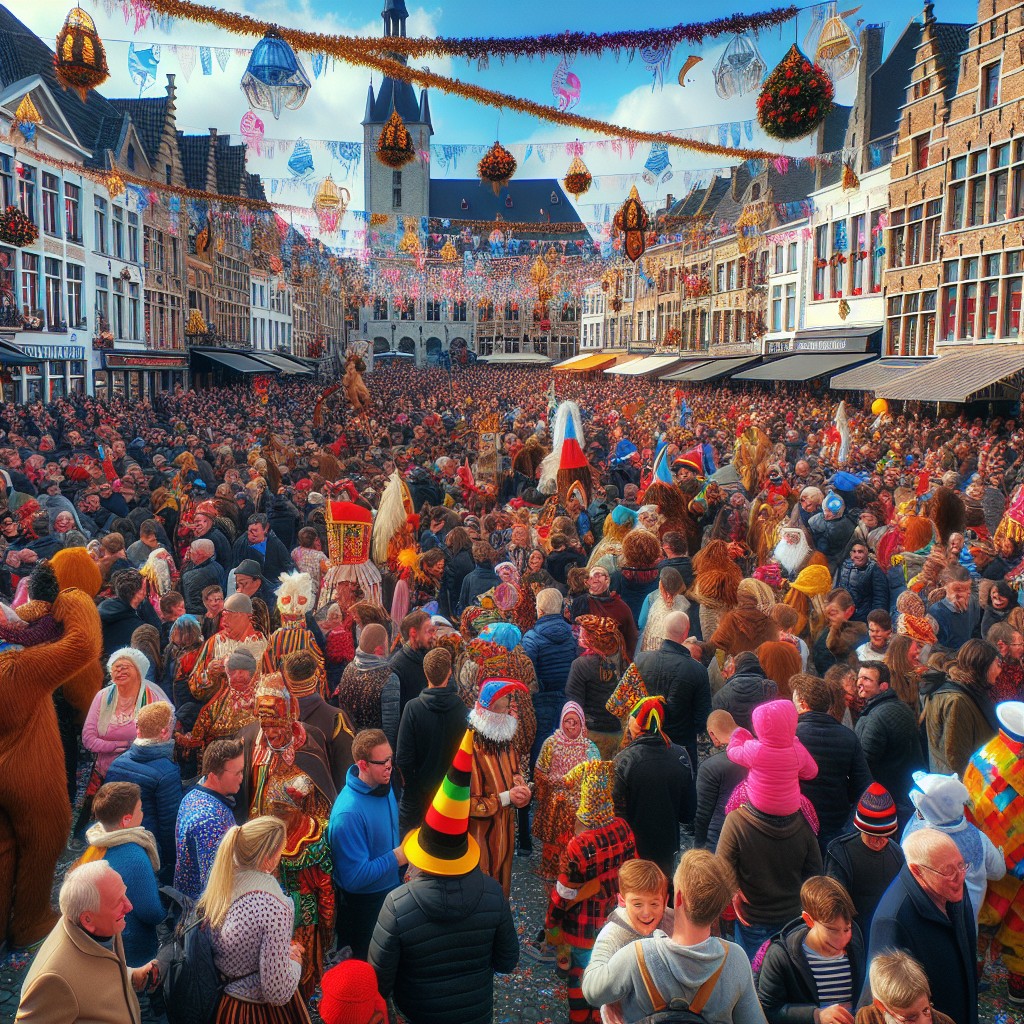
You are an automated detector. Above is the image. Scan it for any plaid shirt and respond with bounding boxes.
[546,817,636,946]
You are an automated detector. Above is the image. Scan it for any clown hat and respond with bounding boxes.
[673,446,703,476]
[404,729,481,876]
[566,760,616,829]
[650,443,675,486]
[477,678,528,710]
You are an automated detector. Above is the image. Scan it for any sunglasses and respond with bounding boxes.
[365,756,393,767]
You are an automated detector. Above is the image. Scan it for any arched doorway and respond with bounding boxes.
[397,337,415,355]
[373,337,389,354]
[425,336,443,364]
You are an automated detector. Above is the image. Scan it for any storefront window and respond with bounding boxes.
[21,252,39,315]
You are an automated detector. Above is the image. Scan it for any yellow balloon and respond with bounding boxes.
[871,398,888,415]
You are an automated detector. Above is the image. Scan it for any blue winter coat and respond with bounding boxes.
[521,614,579,693]
[105,740,183,883]
[835,559,890,623]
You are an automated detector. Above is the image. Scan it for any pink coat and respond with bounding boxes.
[726,699,818,816]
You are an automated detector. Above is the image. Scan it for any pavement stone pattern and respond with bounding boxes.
[0,808,1019,1023]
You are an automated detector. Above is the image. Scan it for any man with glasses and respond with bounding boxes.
[861,829,977,1024]
[328,728,406,960]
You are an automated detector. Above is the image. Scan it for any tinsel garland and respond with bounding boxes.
[120,0,785,161]
[126,0,797,61]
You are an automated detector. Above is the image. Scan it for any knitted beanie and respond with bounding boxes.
[854,783,898,836]
[319,960,386,1024]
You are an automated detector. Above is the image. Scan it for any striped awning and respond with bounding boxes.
[830,359,924,391]
[875,346,1024,402]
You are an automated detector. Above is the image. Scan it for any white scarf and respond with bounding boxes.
[85,823,161,871]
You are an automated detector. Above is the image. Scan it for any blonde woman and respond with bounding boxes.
[198,816,307,1023]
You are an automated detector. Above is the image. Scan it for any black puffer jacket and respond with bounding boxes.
[565,651,625,734]
[633,640,712,757]
[757,918,866,1024]
[796,711,872,842]
[369,867,519,1024]
[711,654,777,733]
[853,688,924,821]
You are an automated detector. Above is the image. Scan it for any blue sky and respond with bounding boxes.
[15,0,981,221]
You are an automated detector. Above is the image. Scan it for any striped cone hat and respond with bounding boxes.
[404,728,481,876]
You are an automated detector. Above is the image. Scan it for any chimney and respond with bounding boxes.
[665,194,674,209]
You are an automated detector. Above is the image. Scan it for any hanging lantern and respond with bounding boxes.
[562,154,593,197]
[713,32,767,99]
[312,176,349,235]
[12,96,43,145]
[398,219,420,254]
[185,308,208,336]
[376,109,415,168]
[757,44,835,141]
[613,185,650,263]
[240,29,311,120]
[53,7,109,102]
[816,5,860,83]
[440,239,459,263]
[104,171,125,200]
[478,141,517,195]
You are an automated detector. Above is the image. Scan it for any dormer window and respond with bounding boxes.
[751,183,761,200]
[505,195,513,208]
[550,191,560,205]
[461,198,468,210]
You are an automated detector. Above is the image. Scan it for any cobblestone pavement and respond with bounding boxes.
[1,840,1019,1024]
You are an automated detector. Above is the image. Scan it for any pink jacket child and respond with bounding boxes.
[726,700,818,816]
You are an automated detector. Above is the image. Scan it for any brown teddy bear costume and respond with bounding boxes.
[0,560,102,947]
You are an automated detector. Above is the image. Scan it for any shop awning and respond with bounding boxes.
[373,351,415,359]
[553,352,598,369]
[605,354,684,376]
[875,346,1024,403]
[665,357,759,381]
[554,351,616,371]
[0,348,40,365]
[249,352,313,375]
[479,352,552,364]
[733,352,872,382]
[829,359,924,391]
[659,359,712,381]
[192,349,280,374]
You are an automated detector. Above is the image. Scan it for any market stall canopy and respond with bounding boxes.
[605,354,684,376]
[664,357,760,381]
[554,351,617,372]
[874,346,1024,403]
[249,352,313,375]
[478,352,552,364]
[830,358,924,391]
[733,352,872,382]
[554,352,600,370]
[191,349,280,374]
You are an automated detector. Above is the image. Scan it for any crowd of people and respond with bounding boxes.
[5,360,1024,1024]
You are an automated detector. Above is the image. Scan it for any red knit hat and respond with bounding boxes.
[319,960,386,1024]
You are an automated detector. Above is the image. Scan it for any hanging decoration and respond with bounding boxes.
[841,162,859,191]
[128,43,161,94]
[240,29,311,120]
[478,141,517,194]
[12,96,42,145]
[713,32,767,99]
[54,6,110,102]
[239,110,265,153]
[614,185,650,263]
[838,297,851,320]
[376,110,416,168]
[642,143,673,186]
[562,154,592,197]
[529,257,549,293]
[756,44,835,141]
[287,137,314,177]
[815,3,860,83]
[185,308,208,335]
[397,219,420,254]
[312,176,348,235]
[116,0,786,162]
[105,171,126,200]
[440,239,459,263]
[678,54,702,86]
[120,0,798,62]
[641,43,673,91]
[0,206,39,248]
[551,54,581,112]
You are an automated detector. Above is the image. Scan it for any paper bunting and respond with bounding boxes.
[215,47,231,72]
[240,111,265,154]
[174,44,196,81]
[287,138,314,178]
[127,42,160,94]
[551,55,581,112]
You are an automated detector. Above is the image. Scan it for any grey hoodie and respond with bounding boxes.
[583,934,767,1024]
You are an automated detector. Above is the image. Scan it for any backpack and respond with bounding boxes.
[158,887,254,1024]
[634,942,729,1024]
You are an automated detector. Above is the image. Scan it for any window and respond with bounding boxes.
[65,264,84,328]
[42,173,60,236]
[64,183,81,242]
[17,164,36,224]
[785,283,797,330]
[129,283,140,340]
[906,206,923,266]
[948,182,966,229]
[112,206,124,259]
[44,258,62,329]
[771,285,782,331]
[774,246,784,274]
[727,261,738,291]
[831,220,846,297]
[112,277,124,338]
[960,282,977,339]
[94,196,108,254]
[941,283,957,341]
[95,273,109,327]
[1006,277,1023,338]
[0,155,12,209]
[983,60,1001,109]
[21,252,39,313]
[126,145,136,171]
[788,242,798,272]
[716,264,726,291]
[924,200,942,263]
[991,168,1009,222]
[392,170,402,209]
[813,224,827,299]
[914,134,930,170]
[426,300,440,321]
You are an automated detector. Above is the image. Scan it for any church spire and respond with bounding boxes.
[382,0,409,39]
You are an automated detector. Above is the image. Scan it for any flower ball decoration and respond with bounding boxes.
[0,206,39,248]
[478,141,517,194]
[54,6,109,102]
[613,185,650,263]
[756,44,835,141]
[562,154,593,197]
[376,110,416,169]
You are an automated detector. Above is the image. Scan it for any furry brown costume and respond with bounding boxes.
[0,581,101,946]
[641,480,701,555]
[926,486,966,546]
[343,351,371,412]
